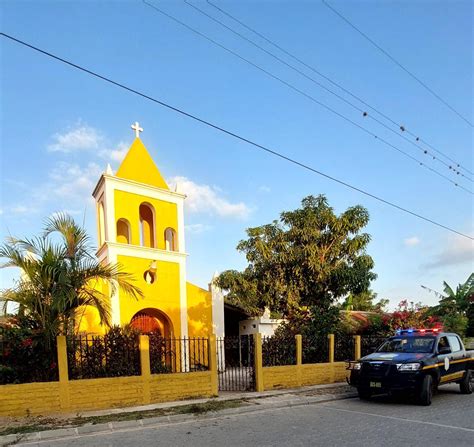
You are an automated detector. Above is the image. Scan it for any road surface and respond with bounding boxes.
[16,384,474,446]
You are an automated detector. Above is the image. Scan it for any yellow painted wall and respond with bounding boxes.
[0,382,61,416]
[114,190,178,250]
[186,282,212,337]
[117,255,181,336]
[76,280,110,334]
[262,362,349,391]
[0,373,213,417]
[115,138,169,190]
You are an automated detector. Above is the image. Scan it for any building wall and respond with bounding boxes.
[117,254,182,336]
[239,318,283,336]
[186,282,213,337]
[113,190,178,250]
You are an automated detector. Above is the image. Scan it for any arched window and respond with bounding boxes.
[139,203,155,248]
[98,201,106,246]
[164,227,178,251]
[116,218,131,244]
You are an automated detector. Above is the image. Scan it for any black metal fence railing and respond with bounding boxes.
[217,335,255,391]
[302,336,329,364]
[148,334,209,374]
[361,336,386,357]
[262,335,296,366]
[0,329,59,384]
[335,334,355,361]
[67,333,140,380]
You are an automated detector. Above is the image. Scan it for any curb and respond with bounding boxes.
[0,392,357,446]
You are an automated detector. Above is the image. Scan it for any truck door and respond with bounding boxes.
[447,335,466,380]
[436,336,452,383]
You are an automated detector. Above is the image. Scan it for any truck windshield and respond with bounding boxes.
[377,337,435,353]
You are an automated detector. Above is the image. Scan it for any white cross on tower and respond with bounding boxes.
[131,121,143,139]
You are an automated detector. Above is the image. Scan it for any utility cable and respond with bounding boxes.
[321,0,473,128]
[205,0,473,179]
[1,31,471,240]
[144,0,472,194]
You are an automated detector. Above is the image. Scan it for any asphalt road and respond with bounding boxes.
[19,384,474,447]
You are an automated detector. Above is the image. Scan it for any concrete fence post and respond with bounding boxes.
[139,335,151,404]
[56,335,71,411]
[354,335,361,360]
[254,333,264,392]
[209,334,218,396]
[328,334,335,363]
[295,334,302,366]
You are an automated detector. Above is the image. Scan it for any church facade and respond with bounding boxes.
[79,123,224,339]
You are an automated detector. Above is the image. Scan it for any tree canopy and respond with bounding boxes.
[341,289,388,312]
[216,195,377,320]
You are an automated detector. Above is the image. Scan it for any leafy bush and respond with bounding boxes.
[67,326,140,379]
[0,323,58,384]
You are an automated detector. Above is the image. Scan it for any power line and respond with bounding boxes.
[321,0,473,128]
[205,0,473,180]
[144,0,472,195]
[1,31,472,241]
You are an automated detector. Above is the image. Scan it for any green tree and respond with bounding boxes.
[341,289,388,312]
[0,213,143,349]
[217,195,377,333]
[422,273,474,336]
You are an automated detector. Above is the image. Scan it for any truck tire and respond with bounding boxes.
[459,370,472,394]
[357,387,371,400]
[417,374,433,406]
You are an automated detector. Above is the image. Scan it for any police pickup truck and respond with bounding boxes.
[348,329,474,406]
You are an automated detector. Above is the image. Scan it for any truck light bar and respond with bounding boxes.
[395,328,440,335]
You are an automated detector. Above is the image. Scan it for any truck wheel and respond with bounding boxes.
[459,370,472,394]
[417,374,433,406]
[357,387,371,400]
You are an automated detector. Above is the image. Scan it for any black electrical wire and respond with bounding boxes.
[321,0,473,128]
[1,31,471,240]
[144,0,472,195]
[205,0,473,179]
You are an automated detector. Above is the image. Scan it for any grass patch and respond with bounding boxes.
[0,399,244,438]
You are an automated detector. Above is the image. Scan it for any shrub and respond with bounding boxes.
[0,323,58,384]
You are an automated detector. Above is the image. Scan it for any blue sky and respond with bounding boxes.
[1,0,473,310]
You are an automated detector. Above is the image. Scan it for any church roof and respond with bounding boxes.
[115,138,169,190]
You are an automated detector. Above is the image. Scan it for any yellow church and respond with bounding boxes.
[80,122,224,339]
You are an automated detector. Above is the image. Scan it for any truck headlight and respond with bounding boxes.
[397,363,421,371]
[353,362,362,370]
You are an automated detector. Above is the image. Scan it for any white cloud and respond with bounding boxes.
[185,223,213,234]
[404,236,420,247]
[99,141,129,163]
[258,185,271,193]
[47,123,128,164]
[426,234,474,268]
[168,176,250,219]
[48,123,103,153]
[11,205,30,214]
[47,162,102,200]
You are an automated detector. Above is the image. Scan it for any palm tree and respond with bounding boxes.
[422,273,474,335]
[0,213,143,348]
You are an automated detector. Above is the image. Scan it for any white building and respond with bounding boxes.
[238,308,284,337]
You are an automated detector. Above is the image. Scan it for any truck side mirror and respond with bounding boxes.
[438,346,451,355]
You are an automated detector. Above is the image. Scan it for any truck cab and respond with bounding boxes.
[348,329,474,405]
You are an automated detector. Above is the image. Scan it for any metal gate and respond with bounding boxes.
[217,335,255,391]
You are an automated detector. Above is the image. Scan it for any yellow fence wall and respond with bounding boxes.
[0,372,214,417]
[0,333,355,416]
[263,362,349,391]
[0,334,217,417]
